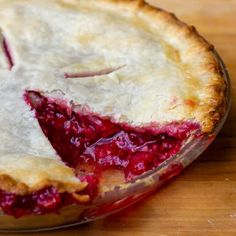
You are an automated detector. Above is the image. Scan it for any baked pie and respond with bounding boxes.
[0,0,226,222]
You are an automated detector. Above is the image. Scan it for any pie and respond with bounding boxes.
[0,0,226,223]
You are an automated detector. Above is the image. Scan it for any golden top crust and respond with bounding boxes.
[0,154,88,199]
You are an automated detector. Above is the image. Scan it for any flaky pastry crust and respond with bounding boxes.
[0,154,88,199]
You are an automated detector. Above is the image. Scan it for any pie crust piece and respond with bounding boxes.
[0,154,88,198]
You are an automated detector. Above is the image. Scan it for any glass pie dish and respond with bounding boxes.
[0,50,230,232]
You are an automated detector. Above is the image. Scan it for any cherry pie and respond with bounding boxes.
[0,0,226,221]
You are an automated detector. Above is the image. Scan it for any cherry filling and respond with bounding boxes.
[0,187,81,218]
[0,90,199,218]
[24,90,199,181]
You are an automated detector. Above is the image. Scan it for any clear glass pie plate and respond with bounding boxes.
[0,51,230,232]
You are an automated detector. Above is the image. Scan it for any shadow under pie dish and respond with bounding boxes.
[0,0,230,231]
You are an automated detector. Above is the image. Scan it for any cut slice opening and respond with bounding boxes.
[24,90,199,182]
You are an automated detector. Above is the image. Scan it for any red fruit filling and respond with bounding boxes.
[2,36,14,70]
[24,90,199,181]
[0,187,82,218]
[0,90,199,217]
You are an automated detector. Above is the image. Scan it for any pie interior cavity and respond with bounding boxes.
[0,0,226,218]
[25,91,199,181]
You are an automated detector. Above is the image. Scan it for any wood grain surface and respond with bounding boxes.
[5,0,236,235]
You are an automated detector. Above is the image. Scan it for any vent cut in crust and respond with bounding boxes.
[0,0,226,218]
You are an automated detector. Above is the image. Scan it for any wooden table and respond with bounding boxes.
[6,0,236,235]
